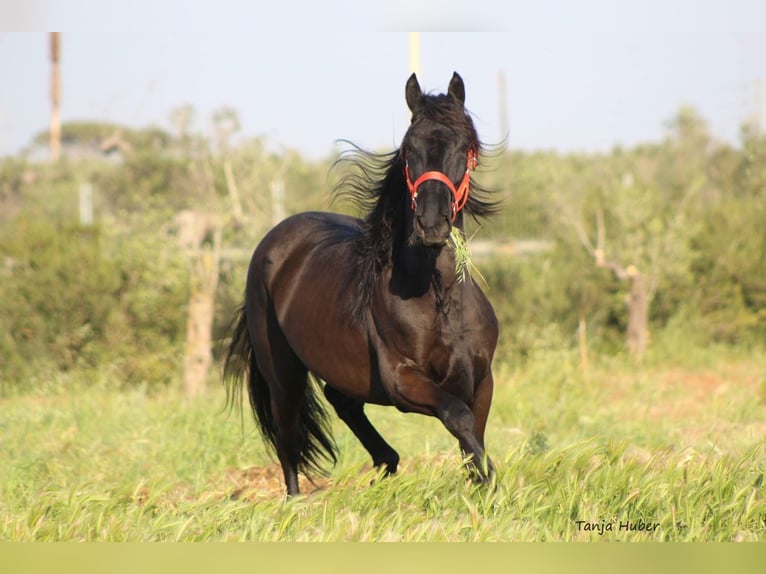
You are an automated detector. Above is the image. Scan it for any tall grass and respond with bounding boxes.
[1,349,764,541]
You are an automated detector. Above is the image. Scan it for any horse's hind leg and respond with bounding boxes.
[323,386,400,475]
[271,371,310,496]
[259,353,309,496]
[248,298,309,496]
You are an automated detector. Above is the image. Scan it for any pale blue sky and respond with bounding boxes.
[1,0,764,158]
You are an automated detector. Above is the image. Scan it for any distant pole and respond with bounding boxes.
[498,70,509,143]
[79,182,93,225]
[408,32,421,78]
[270,179,285,225]
[579,310,588,376]
[50,32,61,162]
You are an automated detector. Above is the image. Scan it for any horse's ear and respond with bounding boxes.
[448,72,465,105]
[405,73,423,113]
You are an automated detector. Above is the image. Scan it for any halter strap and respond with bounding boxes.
[405,148,477,221]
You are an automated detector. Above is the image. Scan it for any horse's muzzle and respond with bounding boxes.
[414,215,451,247]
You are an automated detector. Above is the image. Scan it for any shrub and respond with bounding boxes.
[0,216,189,394]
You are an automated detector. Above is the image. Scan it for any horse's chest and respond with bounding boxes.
[374,285,492,400]
[424,329,475,393]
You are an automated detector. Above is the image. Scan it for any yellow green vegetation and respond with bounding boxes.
[1,348,764,541]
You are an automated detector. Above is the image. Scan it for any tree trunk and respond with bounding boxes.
[182,225,221,398]
[626,271,649,358]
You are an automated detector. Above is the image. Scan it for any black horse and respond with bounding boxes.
[224,72,499,496]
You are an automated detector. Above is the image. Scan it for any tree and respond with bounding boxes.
[552,110,711,358]
[684,118,766,343]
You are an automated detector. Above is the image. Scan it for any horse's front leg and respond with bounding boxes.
[465,371,495,483]
[390,364,493,483]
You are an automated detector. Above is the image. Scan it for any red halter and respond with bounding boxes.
[405,148,478,221]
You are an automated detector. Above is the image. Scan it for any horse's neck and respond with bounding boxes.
[391,228,462,301]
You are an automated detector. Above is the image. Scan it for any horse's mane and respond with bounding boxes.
[331,94,501,327]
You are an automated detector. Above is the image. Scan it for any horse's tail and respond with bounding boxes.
[222,304,337,478]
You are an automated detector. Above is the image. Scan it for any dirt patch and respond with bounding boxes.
[659,368,729,398]
[223,465,331,501]
[219,454,458,501]
[606,363,761,420]
[596,362,765,453]
[652,366,759,417]
[126,465,333,508]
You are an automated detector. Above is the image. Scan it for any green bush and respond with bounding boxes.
[0,216,189,394]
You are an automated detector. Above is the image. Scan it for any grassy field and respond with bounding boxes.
[1,346,765,541]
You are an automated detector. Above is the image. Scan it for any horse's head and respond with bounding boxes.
[402,72,479,248]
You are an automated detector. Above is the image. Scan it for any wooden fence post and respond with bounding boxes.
[176,210,222,398]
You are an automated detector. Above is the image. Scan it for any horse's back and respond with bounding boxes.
[250,211,358,271]
[246,211,386,402]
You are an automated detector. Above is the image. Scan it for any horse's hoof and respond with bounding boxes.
[369,462,398,486]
